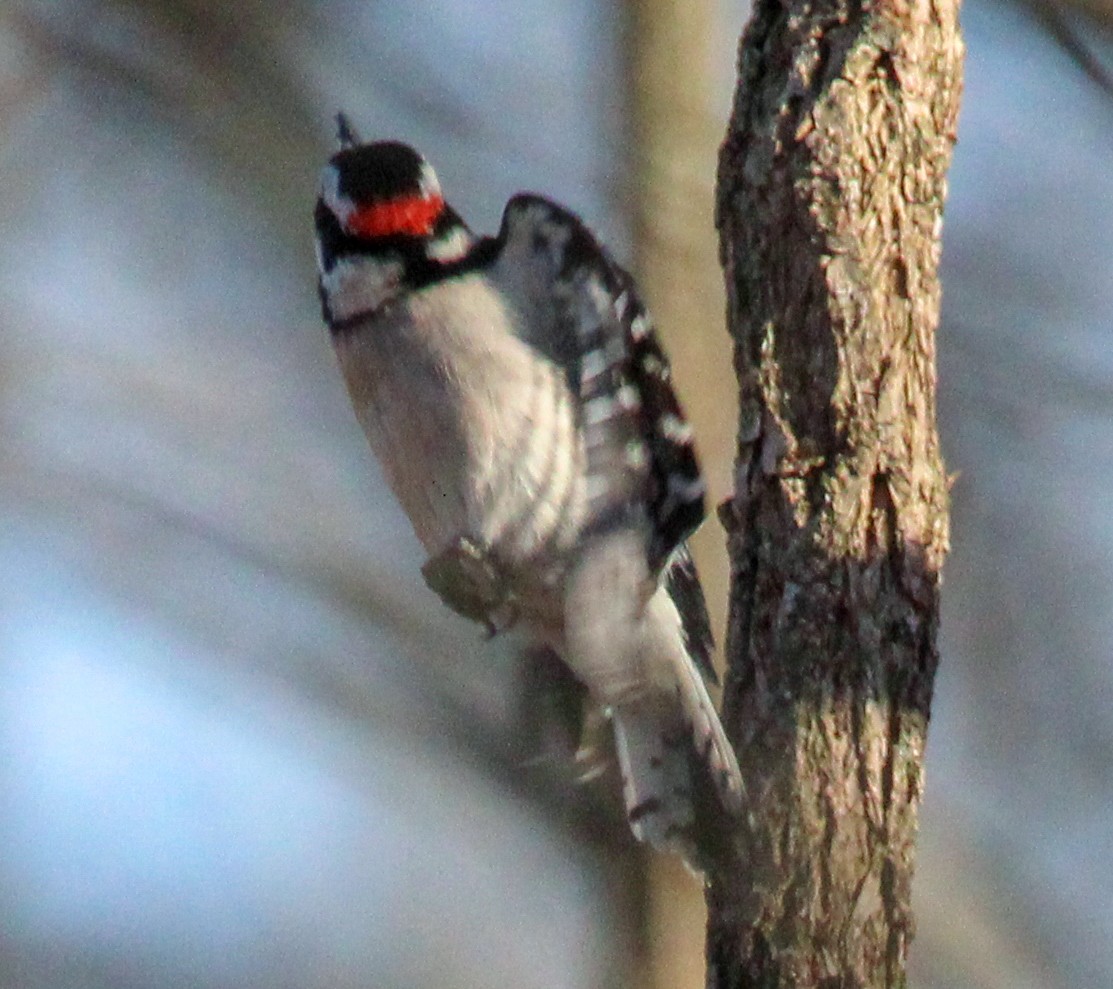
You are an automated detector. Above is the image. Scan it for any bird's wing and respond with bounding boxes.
[488,194,706,574]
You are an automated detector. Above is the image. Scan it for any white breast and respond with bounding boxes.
[333,274,588,569]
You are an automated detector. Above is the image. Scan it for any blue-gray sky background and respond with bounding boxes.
[1,2,1111,987]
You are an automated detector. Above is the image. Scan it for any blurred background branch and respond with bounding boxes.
[1023,0,1113,95]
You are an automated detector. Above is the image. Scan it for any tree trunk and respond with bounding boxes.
[708,3,961,987]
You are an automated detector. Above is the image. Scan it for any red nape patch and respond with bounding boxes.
[346,193,444,238]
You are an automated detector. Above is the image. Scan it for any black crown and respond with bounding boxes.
[331,141,428,206]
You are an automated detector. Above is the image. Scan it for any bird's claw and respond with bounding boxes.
[421,535,518,635]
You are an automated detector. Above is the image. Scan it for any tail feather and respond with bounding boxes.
[612,657,743,870]
[561,531,742,869]
[672,641,744,816]
[612,704,694,854]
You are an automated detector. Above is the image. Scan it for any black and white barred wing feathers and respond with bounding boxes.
[490,196,741,863]
[489,195,705,571]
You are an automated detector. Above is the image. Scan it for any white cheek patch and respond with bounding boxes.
[319,164,354,225]
[321,256,404,321]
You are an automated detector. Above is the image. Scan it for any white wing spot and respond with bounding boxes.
[640,353,670,379]
[615,385,641,411]
[583,396,618,427]
[659,413,693,443]
[586,276,612,314]
[625,440,649,469]
[580,348,609,383]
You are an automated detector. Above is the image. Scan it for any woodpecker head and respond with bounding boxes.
[315,115,473,327]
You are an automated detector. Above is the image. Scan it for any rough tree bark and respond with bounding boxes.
[708,3,961,987]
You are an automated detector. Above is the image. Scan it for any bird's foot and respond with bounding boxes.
[421,535,518,636]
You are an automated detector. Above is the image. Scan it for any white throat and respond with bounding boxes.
[319,254,405,322]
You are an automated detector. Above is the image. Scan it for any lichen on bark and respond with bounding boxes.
[708,1,962,986]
